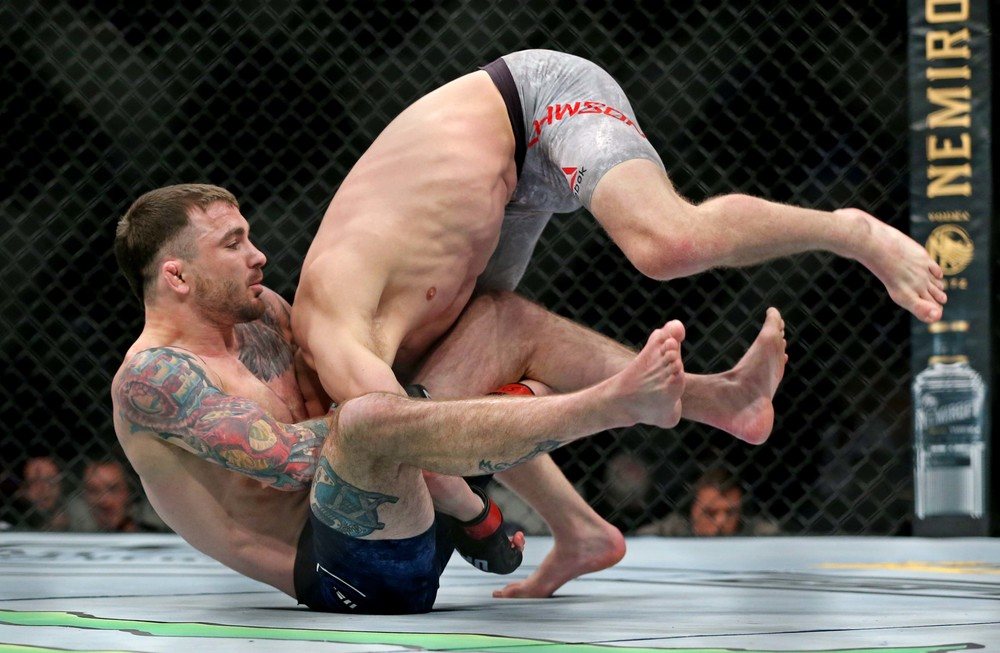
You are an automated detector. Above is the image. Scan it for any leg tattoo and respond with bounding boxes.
[479,440,561,474]
[311,459,399,537]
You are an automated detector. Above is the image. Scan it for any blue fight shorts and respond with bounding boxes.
[294,512,455,614]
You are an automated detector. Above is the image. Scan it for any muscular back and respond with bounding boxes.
[112,290,321,596]
[294,71,517,400]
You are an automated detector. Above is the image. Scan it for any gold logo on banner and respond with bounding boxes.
[925,224,974,275]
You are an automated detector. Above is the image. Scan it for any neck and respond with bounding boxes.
[142,303,240,357]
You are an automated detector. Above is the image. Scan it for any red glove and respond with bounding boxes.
[451,485,522,575]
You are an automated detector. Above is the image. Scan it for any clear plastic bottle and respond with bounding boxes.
[912,320,986,518]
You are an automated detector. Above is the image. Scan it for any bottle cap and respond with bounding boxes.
[928,320,969,333]
[929,354,969,364]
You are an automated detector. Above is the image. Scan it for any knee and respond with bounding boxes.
[626,227,697,281]
[631,194,764,280]
[334,393,399,457]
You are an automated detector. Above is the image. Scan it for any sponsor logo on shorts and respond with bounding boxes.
[528,101,646,148]
[561,166,588,195]
[462,554,490,572]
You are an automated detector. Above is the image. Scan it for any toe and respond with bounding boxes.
[665,319,686,342]
[916,299,942,323]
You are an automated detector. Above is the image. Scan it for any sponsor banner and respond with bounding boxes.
[908,0,992,535]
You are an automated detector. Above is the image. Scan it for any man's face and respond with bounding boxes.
[24,457,61,512]
[184,202,268,324]
[83,463,132,531]
[691,486,742,536]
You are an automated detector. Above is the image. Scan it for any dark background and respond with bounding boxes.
[1,0,994,534]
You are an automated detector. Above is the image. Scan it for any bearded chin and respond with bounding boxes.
[195,278,266,323]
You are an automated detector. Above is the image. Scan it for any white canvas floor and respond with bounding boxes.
[0,533,997,652]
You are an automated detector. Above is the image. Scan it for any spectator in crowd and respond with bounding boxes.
[592,451,655,533]
[69,459,166,533]
[11,456,70,531]
[637,467,779,537]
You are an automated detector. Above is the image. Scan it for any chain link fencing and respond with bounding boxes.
[1,0,917,535]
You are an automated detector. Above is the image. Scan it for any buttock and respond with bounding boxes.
[294,511,455,614]
[500,49,666,213]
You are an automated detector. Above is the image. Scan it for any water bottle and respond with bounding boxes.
[912,320,986,519]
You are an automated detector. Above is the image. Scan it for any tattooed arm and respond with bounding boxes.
[113,347,329,491]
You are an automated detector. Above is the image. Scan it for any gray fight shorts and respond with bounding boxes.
[477,49,666,291]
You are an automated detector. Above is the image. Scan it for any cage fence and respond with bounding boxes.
[1,0,914,535]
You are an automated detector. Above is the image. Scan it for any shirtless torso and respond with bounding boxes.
[113,289,313,596]
[292,49,945,599]
[294,70,516,393]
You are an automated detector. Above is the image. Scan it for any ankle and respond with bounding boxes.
[833,208,875,262]
[591,378,640,428]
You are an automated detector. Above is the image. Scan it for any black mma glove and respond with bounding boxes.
[451,484,523,575]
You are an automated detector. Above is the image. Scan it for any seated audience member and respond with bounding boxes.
[70,459,166,532]
[592,451,655,533]
[636,468,780,537]
[10,456,70,531]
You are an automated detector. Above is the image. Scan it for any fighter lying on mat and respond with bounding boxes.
[111,184,787,613]
[290,49,946,598]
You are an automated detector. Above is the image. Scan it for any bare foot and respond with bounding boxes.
[837,208,947,323]
[493,519,625,598]
[708,307,787,445]
[611,320,686,429]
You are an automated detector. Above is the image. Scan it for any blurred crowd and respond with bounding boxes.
[3,451,777,538]
[1,455,167,533]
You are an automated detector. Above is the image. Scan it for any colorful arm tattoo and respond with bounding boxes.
[115,348,326,490]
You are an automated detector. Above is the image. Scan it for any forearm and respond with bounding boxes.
[171,407,332,491]
[337,384,630,477]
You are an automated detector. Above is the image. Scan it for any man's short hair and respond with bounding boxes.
[114,184,238,300]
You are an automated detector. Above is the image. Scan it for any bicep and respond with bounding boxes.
[115,348,328,490]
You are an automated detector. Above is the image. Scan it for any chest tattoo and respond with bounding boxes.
[235,309,293,382]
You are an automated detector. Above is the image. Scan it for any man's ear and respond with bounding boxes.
[161,259,190,295]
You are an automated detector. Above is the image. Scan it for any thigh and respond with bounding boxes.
[407,292,541,397]
[300,438,445,614]
[411,290,634,398]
